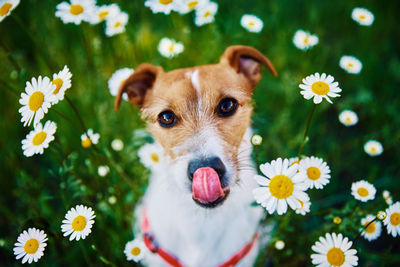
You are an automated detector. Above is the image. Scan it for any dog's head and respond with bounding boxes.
[115,45,277,208]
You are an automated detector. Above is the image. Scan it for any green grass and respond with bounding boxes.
[1,0,399,266]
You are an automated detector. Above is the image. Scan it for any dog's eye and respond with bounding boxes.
[158,110,177,128]
[217,98,238,117]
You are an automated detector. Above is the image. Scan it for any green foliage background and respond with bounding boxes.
[1,0,399,266]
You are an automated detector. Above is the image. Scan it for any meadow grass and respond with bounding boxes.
[1,0,399,266]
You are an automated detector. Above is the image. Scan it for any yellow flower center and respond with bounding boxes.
[81,137,92,148]
[32,131,47,146]
[72,215,87,231]
[364,222,376,234]
[203,11,211,17]
[70,4,84,15]
[52,78,63,94]
[390,212,400,226]
[187,1,198,10]
[311,81,330,95]
[304,36,309,44]
[0,3,12,16]
[114,21,122,28]
[359,15,366,20]
[269,175,294,199]
[345,117,352,124]
[357,187,369,197]
[306,166,321,180]
[169,44,175,52]
[248,21,255,26]
[369,147,377,154]
[98,10,109,20]
[28,91,44,111]
[326,247,345,266]
[24,238,39,254]
[333,216,342,224]
[159,0,173,5]
[150,153,159,163]
[131,247,141,256]
[347,63,354,68]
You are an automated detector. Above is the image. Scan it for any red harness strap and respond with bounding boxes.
[141,210,259,267]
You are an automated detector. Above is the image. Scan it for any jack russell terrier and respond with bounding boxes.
[115,45,277,267]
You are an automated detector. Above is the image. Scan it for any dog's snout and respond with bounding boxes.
[187,157,226,180]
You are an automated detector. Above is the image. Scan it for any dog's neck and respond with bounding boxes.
[140,128,263,267]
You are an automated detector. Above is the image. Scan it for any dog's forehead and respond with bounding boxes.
[144,64,250,111]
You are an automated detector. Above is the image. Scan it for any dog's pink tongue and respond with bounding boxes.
[192,167,224,203]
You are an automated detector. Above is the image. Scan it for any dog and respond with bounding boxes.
[115,45,277,267]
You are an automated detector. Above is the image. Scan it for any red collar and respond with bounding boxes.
[141,209,259,267]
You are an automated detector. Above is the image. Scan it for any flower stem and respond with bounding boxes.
[353,216,377,244]
[90,237,116,266]
[103,148,141,197]
[0,38,21,72]
[0,79,19,95]
[65,95,88,133]
[50,108,81,132]
[298,103,317,159]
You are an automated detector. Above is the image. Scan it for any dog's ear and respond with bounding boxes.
[114,63,163,110]
[220,45,278,87]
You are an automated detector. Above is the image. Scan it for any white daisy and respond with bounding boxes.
[61,204,96,241]
[81,128,100,148]
[124,239,145,262]
[22,121,57,157]
[293,30,319,50]
[351,7,374,26]
[138,142,165,170]
[145,0,177,15]
[19,76,55,127]
[0,0,20,22]
[108,68,134,101]
[338,109,358,127]
[364,140,383,157]
[240,14,263,33]
[360,215,382,241]
[175,0,208,14]
[51,65,72,104]
[251,134,263,146]
[98,165,110,177]
[88,3,120,24]
[386,197,394,205]
[194,1,217,26]
[311,233,358,267]
[299,156,331,190]
[383,190,393,205]
[105,11,129,37]
[158,37,184,58]
[299,73,342,104]
[383,202,400,237]
[274,240,285,250]
[339,56,362,74]
[351,180,376,202]
[108,195,117,205]
[55,0,96,25]
[253,158,308,215]
[295,198,311,215]
[383,190,390,199]
[111,138,124,151]
[13,228,47,264]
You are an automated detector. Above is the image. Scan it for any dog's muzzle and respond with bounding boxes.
[187,157,230,208]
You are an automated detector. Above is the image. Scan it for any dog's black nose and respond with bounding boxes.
[187,157,226,180]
